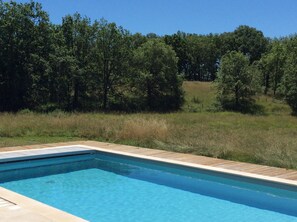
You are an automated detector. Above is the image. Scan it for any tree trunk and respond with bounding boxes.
[235,85,239,109]
[264,73,269,95]
[72,80,79,110]
[103,59,109,110]
[103,82,108,110]
[146,79,152,109]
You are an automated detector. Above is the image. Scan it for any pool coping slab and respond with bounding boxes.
[0,187,87,222]
[1,141,297,221]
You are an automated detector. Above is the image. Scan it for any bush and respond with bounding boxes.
[18,109,33,114]
[36,103,61,113]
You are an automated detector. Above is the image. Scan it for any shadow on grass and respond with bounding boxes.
[220,101,267,116]
[241,103,267,115]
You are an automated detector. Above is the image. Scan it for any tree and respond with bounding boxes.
[132,39,184,111]
[59,13,95,110]
[0,1,52,111]
[130,32,147,49]
[164,33,221,81]
[280,37,297,115]
[164,32,190,77]
[219,32,236,56]
[281,65,297,115]
[48,29,78,111]
[186,34,220,81]
[90,19,132,110]
[146,33,159,39]
[216,51,259,112]
[259,41,286,95]
[233,25,269,63]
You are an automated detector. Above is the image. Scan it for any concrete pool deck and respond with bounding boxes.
[0,140,297,221]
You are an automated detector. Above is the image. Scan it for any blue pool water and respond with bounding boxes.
[0,152,297,222]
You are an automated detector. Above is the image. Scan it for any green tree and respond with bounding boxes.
[59,13,95,110]
[0,1,52,111]
[259,41,286,95]
[216,51,259,112]
[219,32,236,56]
[164,33,220,81]
[186,34,220,81]
[280,37,297,115]
[132,39,184,111]
[233,25,269,63]
[164,32,190,77]
[48,27,78,111]
[281,64,297,115]
[130,32,147,49]
[90,19,132,110]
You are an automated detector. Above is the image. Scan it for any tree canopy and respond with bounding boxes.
[216,51,260,112]
[279,37,297,115]
[132,39,184,111]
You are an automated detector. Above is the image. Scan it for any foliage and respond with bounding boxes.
[132,39,184,111]
[163,26,268,82]
[232,25,269,63]
[0,1,52,111]
[216,51,260,113]
[164,32,190,77]
[90,19,132,110]
[186,34,220,81]
[47,13,96,111]
[164,33,221,81]
[258,41,286,95]
[279,37,297,114]
[0,1,183,112]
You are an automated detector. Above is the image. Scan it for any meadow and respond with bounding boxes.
[0,82,297,169]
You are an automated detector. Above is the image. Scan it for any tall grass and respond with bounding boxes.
[0,113,169,143]
[1,111,297,169]
[120,118,168,141]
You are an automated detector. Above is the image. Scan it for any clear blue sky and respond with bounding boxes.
[4,0,297,37]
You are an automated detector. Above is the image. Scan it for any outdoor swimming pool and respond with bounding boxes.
[0,147,297,222]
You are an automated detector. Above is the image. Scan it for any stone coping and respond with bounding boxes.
[0,187,87,222]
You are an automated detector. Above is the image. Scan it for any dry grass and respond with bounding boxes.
[0,113,169,145]
[120,118,168,141]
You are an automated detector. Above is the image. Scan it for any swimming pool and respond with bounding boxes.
[0,146,297,222]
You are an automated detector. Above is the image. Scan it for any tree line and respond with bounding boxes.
[0,1,183,112]
[0,1,297,114]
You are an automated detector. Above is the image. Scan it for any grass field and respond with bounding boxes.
[0,82,297,169]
